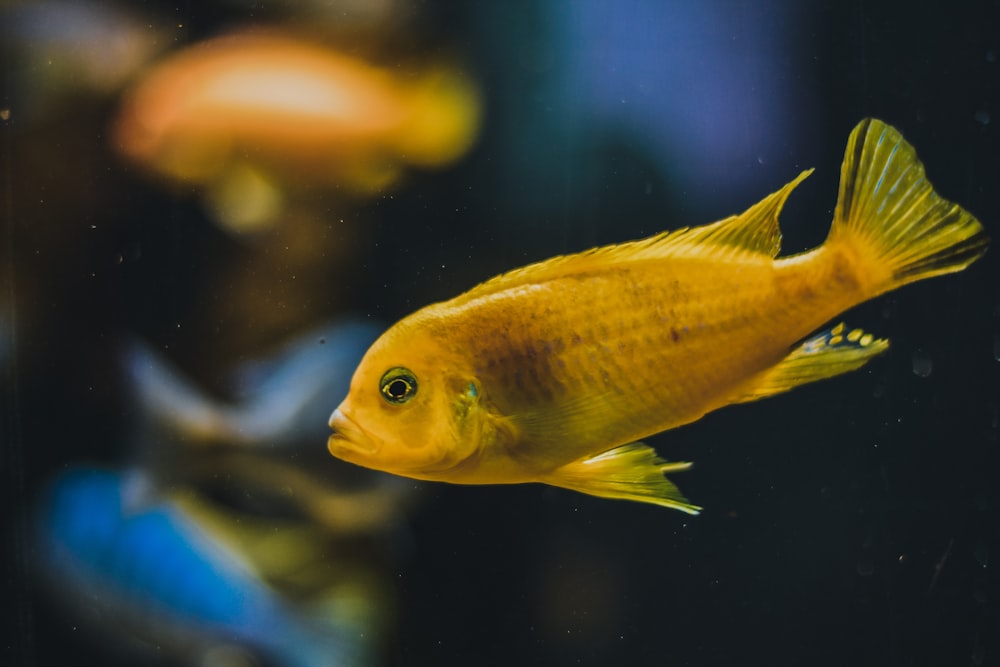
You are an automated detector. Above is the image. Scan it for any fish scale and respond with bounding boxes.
[454,258,796,453]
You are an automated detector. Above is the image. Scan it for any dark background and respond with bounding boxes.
[3,1,999,666]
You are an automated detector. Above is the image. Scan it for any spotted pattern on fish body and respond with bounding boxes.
[328,119,988,513]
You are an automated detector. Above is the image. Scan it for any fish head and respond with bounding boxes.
[327,316,488,479]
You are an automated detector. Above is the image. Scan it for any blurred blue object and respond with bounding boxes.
[554,0,812,199]
[34,320,401,665]
[119,316,409,533]
[125,320,381,447]
[481,0,815,224]
[37,467,369,666]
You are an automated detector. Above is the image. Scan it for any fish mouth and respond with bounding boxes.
[327,407,378,458]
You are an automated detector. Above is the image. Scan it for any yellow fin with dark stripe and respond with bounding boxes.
[733,323,889,404]
[450,169,812,307]
[826,118,988,296]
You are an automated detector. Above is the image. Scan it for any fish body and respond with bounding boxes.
[112,31,481,231]
[114,32,480,184]
[126,320,380,447]
[328,119,988,512]
[38,468,371,667]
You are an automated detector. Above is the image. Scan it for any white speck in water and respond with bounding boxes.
[975,544,989,568]
[911,351,933,378]
[974,110,991,125]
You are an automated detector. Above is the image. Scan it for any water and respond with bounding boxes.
[3,2,999,667]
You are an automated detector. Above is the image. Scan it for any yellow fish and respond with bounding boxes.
[328,119,988,513]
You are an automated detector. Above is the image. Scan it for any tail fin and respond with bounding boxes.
[826,118,988,296]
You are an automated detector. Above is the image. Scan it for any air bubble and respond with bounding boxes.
[911,351,933,378]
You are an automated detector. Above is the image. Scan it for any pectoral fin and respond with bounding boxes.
[542,443,701,514]
[733,323,889,403]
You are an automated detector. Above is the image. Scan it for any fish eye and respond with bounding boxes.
[379,367,418,405]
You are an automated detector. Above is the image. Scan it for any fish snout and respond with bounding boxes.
[327,407,377,457]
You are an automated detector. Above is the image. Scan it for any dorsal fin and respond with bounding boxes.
[452,169,812,306]
[707,167,812,257]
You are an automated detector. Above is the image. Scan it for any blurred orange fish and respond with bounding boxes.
[328,119,988,513]
[113,31,480,230]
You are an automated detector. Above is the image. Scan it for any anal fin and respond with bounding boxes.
[542,443,701,514]
[734,323,889,404]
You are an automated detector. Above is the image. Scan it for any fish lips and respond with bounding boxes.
[327,407,379,458]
